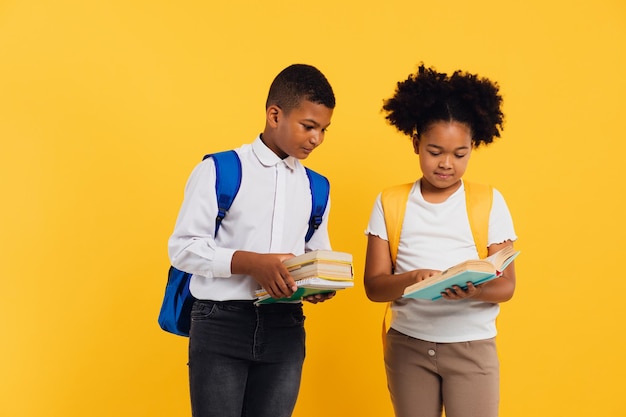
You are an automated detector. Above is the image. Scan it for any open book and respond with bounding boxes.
[402,246,520,301]
[255,250,354,305]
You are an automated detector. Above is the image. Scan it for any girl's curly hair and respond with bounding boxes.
[382,64,504,147]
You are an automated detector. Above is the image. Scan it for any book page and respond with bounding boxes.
[484,246,519,270]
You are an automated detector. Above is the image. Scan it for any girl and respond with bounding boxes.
[364,64,517,417]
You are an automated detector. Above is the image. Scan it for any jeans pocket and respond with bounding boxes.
[191,301,218,322]
[291,311,305,326]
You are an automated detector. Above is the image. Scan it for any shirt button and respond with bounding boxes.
[427,349,436,356]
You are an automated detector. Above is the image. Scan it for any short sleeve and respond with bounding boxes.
[488,188,517,246]
[364,193,389,241]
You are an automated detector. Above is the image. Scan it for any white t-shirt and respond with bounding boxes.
[168,136,331,301]
[365,180,517,343]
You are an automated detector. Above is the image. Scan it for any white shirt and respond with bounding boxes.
[366,180,517,343]
[169,136,331,300]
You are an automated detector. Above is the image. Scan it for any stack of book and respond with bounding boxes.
[254,250,354,304]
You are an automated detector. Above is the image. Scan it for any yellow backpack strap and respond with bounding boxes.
[380,183,413,351]
[380,181,493,265]
[463,181,493,259]
[378,180,493,350]
[381,182,414,268]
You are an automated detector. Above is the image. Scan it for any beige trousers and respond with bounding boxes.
[384,328,500,417]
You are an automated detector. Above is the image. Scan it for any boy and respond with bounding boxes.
[168,64,336,417]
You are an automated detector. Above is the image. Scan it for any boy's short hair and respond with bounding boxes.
[266,64,335,113]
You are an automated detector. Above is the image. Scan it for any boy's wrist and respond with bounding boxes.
[231,250,249,275]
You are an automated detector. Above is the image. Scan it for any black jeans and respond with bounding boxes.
[189,300,306,417]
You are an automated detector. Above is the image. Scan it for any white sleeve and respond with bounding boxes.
[167,159,235,278]
[488,188,518,246]
[364,193,388,241]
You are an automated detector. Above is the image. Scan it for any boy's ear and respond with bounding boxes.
[266,105,281,127]
[412,134,420,154]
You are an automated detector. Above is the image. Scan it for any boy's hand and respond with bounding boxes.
[232,251,297,299]
[303,291,336,304]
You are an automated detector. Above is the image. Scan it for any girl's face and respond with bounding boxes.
[413,120,473,200]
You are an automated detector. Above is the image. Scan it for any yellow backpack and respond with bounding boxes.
[379,181,493,345]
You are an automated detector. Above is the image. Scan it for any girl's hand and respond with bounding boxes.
[440,282,483,300]
[412,269,440,283]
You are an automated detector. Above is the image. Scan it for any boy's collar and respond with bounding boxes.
[253,135,297,170]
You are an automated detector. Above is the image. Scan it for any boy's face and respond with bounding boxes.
[264,99,333,160]
[413,120,472,197]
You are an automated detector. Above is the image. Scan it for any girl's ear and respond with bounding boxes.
[266,105,281,127]
[412,134,420,154]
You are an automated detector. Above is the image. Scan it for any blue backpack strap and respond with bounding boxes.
[304,167,330,242]
[158,150,242,337]
[203,150,242,237]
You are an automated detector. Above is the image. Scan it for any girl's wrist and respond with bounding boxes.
[471,285,484,300]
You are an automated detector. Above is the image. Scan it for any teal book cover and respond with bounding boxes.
[403,270,498,301]
[254,287,336,305]
[402,249,519,301]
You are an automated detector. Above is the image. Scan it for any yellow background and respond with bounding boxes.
[1,1,624,416]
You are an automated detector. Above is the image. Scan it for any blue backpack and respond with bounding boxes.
[158,150,330,336]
